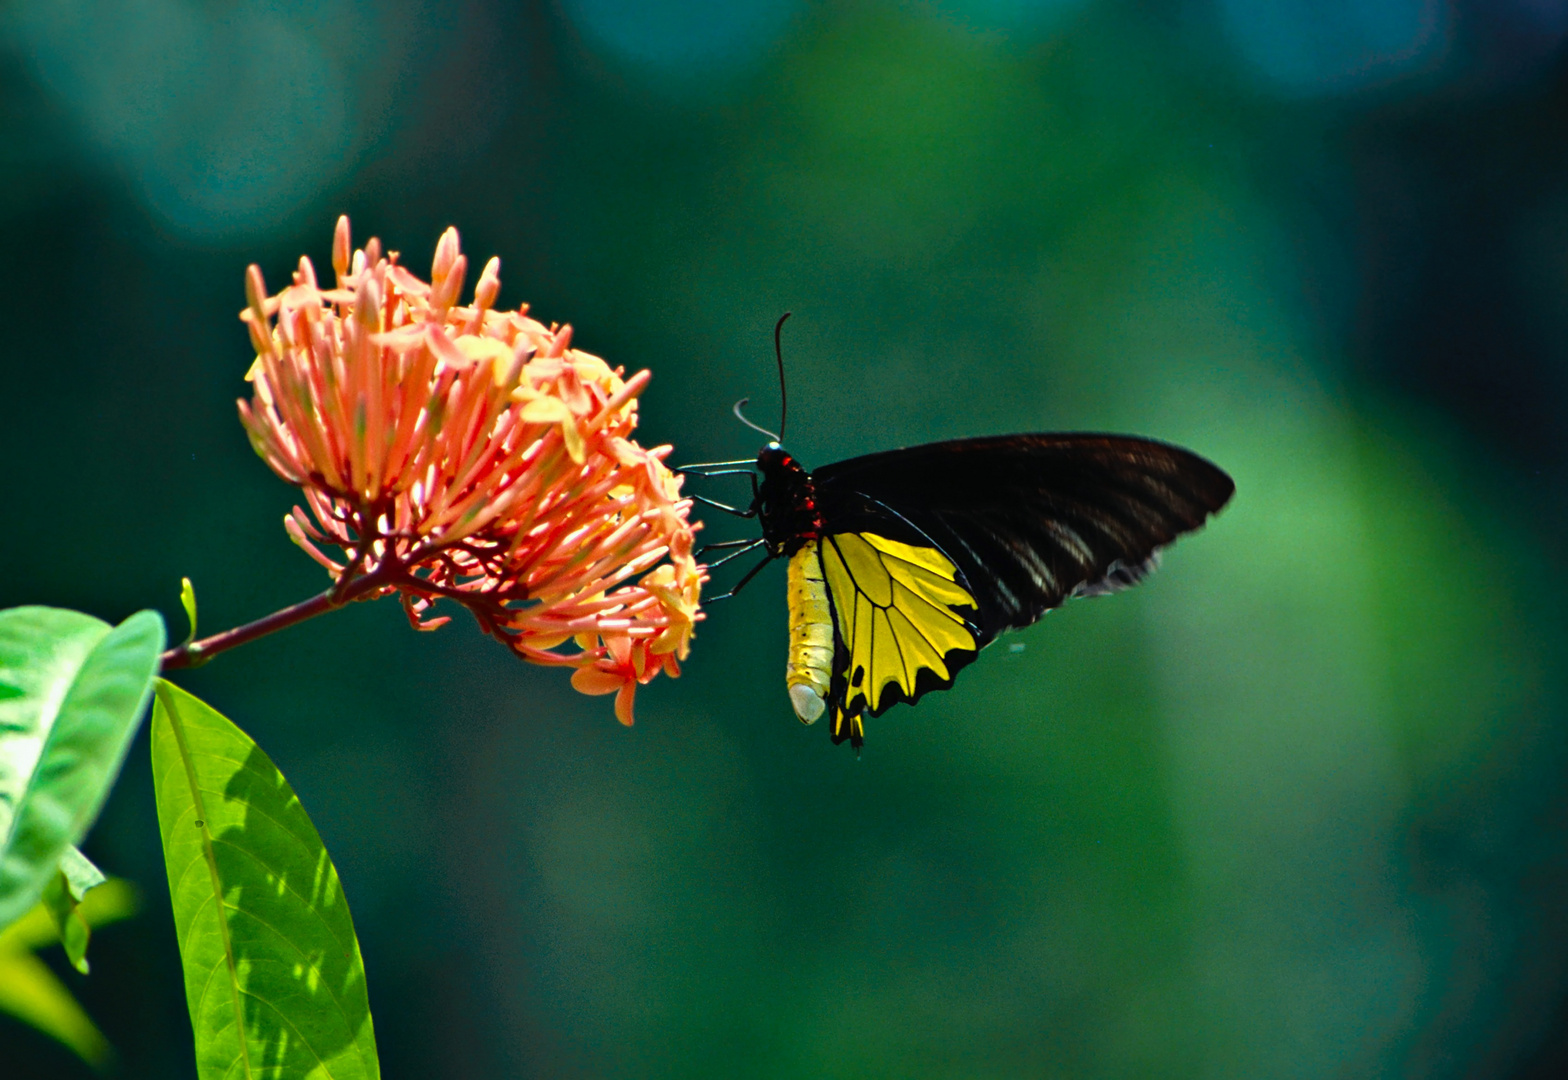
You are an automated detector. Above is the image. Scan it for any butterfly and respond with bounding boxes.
[685,318,1235,750]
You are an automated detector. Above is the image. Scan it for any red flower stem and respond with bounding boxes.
[158,567,392,672]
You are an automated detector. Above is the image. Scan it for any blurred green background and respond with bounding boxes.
[5,0,1568,1076]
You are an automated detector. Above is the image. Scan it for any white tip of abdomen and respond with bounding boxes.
[790,682,826,723]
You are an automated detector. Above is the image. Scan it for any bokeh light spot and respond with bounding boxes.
[561,0,800,88]
[4,0,353,238]
[1218,0,1446,95]
[923,0,1093,38]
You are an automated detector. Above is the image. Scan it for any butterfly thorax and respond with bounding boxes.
[755,446,822,557]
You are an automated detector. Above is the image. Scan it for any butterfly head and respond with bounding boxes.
[755,444,805,484]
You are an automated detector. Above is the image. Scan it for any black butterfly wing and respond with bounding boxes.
[812,433,1235,651]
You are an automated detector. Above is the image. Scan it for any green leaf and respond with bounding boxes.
[41,871,91,974]
[57,845,106,899]
[151,679,380,1080]
[42,846,109,972]
[0,609,110,846]
[179,578,198,648]
[41,847,104,974]
[0,878,141,1068]
[0,607,165,930]
[0,921,111,1067]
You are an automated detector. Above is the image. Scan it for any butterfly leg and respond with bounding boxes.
[692,494,758,518]
[703,552,774,602]
[697,538,763,557]
[702,539,767,569]
[683,467,760,493]
[675,459,757,471]
[685,468,761,514]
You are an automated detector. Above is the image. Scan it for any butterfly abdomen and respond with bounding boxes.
[785,544,832,723]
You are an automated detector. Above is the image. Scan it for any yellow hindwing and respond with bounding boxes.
[819,532,979,720]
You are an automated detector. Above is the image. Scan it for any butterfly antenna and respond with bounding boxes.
[774,311,791,443]
[732,398,780,442]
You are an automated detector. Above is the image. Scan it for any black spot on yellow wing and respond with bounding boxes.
[830,709,864,748]
[819,532,982,746]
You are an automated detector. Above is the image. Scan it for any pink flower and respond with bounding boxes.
[238,216,702,722]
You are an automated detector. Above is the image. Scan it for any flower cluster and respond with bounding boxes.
[238,217,702,724]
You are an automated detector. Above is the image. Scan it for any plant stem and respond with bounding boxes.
[158,570,389,671]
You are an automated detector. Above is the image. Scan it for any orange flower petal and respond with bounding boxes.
[520,396,571,423]
[561,415,585,464]
[571,666,626,696]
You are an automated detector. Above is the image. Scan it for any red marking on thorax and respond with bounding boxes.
[798,476,823,539]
